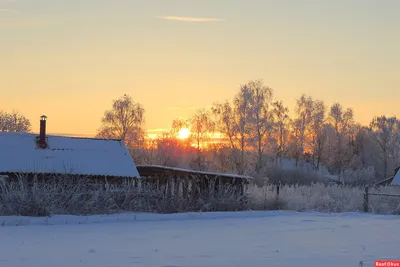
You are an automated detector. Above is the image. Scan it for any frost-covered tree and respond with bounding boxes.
[369,116,400,179]
[245,80,274,171]
[327,103,354,176]
[96,94,145,151]
[271,100,290,165]
[211,101,242,173]
[291,94,314,166]
[307,100,327,170]
[212,80,274,174]
[0,110,31,132]
[352,125,371,167]
[211,101,238,150]
[233,84,253,174]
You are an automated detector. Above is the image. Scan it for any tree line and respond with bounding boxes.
[2,81,400,184]
[94,81,400,184]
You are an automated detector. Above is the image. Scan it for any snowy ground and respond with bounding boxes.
[1,211,399,267]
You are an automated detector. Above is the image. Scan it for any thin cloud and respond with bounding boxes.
[158,16,224,22]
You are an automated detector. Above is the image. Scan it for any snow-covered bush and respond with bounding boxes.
[250,165,338,186]
[341,166,376,184]
[248,183,400,214]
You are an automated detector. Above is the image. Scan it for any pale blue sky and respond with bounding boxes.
[1,0,399,135]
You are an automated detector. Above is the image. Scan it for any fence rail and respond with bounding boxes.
[367,193,400,197]
[364,186,400,212]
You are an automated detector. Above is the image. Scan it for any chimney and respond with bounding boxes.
[39,115,47,148]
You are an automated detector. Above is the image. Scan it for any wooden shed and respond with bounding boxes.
[136,164,253,198]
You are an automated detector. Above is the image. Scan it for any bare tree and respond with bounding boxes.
[0,110,31,132]
[211,101,238,150]
[211,80,271,175]
[96,94,145,151]
[152,132,188,166]
[211,101,242,173]
[171,118,189,137]
[189,109,215,170]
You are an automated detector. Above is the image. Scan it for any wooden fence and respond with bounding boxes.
[363,186,400,212]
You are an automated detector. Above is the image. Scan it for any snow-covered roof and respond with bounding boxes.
[391,169,400,185]
[136,164,253,180]
[0,132,140,178]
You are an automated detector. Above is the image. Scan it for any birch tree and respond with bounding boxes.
[291,94,314,166]
[308,100,326,170]
[272,101,290,165]
[328,103,354,177]
[189,109,215,170]
[211,101,238,150]
[97,94,145,150]
[246,80,274,171]
[233,84,253,174]
[211,101,241,172]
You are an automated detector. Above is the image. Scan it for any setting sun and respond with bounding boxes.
[177,128,190,139]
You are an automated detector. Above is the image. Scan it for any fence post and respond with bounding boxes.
[276,184,280,199]
[363,186,369,212]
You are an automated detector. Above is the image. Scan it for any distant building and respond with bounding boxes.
[0,115,140,182]
[136,164,252,196]
[374,166,400,186]
[390,166,400,186]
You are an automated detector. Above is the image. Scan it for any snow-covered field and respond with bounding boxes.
[1,211,399,267]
